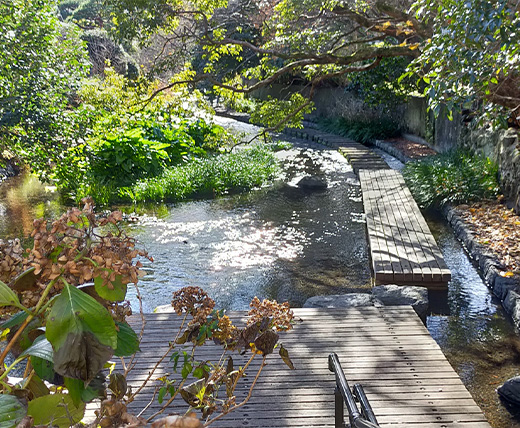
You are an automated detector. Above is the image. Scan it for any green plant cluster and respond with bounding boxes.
[44,67,280,205]
[318,117,401,144]
[346,57,416,108]
[87,118,227,187]
[113,146,278,203]
[403,149,500,209]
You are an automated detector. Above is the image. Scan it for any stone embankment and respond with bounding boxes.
[443,206,520,327]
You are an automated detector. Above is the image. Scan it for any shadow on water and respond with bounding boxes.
[3,127,520,426]
[123,138,371,311]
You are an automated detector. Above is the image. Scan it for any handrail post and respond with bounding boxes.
[329,353,380,428]
[334,386,344,428]
[353,384,379,426]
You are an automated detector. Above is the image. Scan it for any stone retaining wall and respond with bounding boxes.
[443,205,520,327]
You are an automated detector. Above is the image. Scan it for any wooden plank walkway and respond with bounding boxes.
[290,128,390,173]
[360,169,451,288]
[122,307,489,427]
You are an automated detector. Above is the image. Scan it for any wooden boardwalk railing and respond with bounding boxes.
[121,307,489,427]
[360,169,451,288]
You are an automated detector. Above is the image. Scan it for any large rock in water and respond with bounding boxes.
[498,376,520,408]
[372,285,429,319]
[297,176,328,190]
[303,293,373,308]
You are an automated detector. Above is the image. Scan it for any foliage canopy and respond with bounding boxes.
[107,0,519,127]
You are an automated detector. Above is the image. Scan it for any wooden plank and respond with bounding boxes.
[115,308,489,427]
[359,169,450,288]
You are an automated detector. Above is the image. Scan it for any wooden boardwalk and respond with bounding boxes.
[286,127,452,288]
[360,169,451,288]
[123,307,489,427]
[291,128,389,173]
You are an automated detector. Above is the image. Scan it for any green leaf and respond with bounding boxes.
[181,362,192,379]
[158,386,167,404]
[193,367,204,379]
[114,322,140,357]
[0,280,23,310]
[0,395,26,428]
[0,311,28,330]
[46,283,117,382]
[31,356,55,382]
[94,274,127,302]
[21,337,53,362]
[27,393,85,428]
[64,377,84,407]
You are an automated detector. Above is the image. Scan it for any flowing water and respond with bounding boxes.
[1,122,520,426]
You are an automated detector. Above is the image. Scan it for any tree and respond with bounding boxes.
[407,0,520,125]
[0,0,88,176]
[108,0,519,129]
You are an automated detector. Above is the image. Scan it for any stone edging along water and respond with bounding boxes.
[285,123,520,327]
[443,205,520,326]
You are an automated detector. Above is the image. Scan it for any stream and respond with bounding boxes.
[1,119,520,427]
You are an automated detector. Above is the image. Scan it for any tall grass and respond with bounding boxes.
[403,149,499,209]
[124,146,279,203]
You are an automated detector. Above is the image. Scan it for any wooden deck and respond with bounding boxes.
[360,169,451,288]
[291,128,390,173]
[123,307,489,427]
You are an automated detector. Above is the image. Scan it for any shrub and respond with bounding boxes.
[127,146,279,203]
[403,149,500,209]
[318,116,400,144]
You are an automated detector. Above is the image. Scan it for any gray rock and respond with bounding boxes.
[503,291,520,328]
[303,293,373,308]
[494,276,520,301]
[498,376,520,408]
[372,285,429,319]
[297,176,328,190]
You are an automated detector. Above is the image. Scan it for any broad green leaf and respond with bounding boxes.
[31,356,55,382]
[114,322,140,357]
[0,395,26,428]
[64,377,84,407]
[1,311,28,330]
[27,393,85,428]
[94,274,127,302]
[22,337,53,362]
[46,284,117,382]
[0,280,23,310]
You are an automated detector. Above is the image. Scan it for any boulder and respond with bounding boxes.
[303,293,373,308]
[498,376,520,408]
[372,285,429,319]
[297,176,328,190]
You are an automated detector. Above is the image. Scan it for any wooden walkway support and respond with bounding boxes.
[360,169,451,288]
[122,307,489,427]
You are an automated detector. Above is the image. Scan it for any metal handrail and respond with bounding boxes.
[328,353,380,428]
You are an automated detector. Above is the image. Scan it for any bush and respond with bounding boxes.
[403,149,500,209]
[125,146,279,203]
[318,116,400,144]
